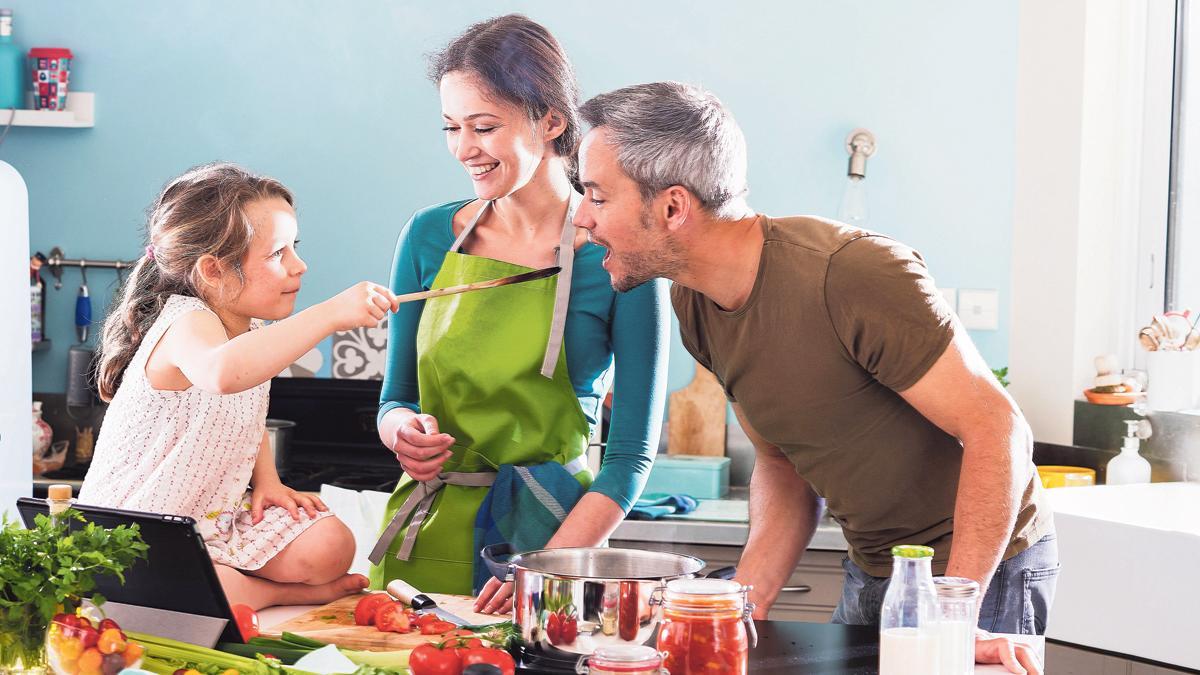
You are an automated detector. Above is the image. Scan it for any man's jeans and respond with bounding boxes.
[830,532,1060,635]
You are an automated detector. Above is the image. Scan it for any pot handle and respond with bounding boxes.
[480,543,516,582]
[707,565,737,580]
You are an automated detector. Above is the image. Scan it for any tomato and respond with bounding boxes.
[415,612,439,627]
[409,643,462,675]
[79,626,100,650]
[545,611,560,645]
[230,603,260,641]
[353,593,394,626]
[96,628,126,655]
[78,647,103,673]
[122,642,144,667]
[460,647,515,675]
[97,619,121,633]
[374,602,412,633]
[559,613,578,644]
[419,619,457,635]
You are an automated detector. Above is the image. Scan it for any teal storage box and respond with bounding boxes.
[642,455,731,499]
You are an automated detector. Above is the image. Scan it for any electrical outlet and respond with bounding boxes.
[958,289,999,330]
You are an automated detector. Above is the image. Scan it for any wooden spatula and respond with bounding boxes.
[395,266,560,304]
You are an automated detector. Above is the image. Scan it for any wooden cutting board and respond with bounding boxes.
[667,363,727,456]
[265,593,505,651]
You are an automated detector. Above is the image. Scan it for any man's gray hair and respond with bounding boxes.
[580,82,748,218]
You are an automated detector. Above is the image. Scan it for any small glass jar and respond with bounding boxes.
[934,576,979,675]
[654,578,755,675]
[576,645,665,675]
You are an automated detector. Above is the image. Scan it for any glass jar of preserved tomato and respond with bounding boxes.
[576,645,666,675]
[653,578,756,675]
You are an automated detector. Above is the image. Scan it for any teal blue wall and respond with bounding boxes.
[2,1,1016,395]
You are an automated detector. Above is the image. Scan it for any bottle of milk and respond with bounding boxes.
[880,544,940,675]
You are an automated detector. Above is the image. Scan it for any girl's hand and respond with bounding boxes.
[322,282,399,332]
[250,481,328,524]
[389,412,455,481]
[474,577,514,615]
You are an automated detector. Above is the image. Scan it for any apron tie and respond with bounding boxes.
[367,471,497,564]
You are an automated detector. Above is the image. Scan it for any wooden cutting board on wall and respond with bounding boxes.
[667,363,727,456]
[265,593,503,651]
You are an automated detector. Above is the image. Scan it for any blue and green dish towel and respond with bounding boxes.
[471,462,697,592]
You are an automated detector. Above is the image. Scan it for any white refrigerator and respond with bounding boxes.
[1,160,31,513]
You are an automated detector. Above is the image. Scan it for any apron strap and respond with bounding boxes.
[450,200,492,253]
[367,471,497,564]
[444,196,582,380]
[540,192,582,379]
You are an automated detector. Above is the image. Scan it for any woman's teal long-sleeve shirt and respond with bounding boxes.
[378,199,669,513]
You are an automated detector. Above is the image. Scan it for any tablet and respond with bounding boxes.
[16,497,242,645]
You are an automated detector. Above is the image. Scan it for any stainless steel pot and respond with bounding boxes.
[482,544,705,659]
[265,418,295,472]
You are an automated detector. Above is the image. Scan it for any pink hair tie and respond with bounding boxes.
[145,245,155,261]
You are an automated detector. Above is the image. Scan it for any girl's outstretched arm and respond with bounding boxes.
[159,282,398,394]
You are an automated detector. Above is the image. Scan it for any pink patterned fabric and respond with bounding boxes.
[79,294,331,570]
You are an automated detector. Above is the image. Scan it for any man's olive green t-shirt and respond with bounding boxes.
[672,215,1050,577]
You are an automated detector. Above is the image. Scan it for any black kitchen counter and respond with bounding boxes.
[749,620,879,673]
[518,620,881,674]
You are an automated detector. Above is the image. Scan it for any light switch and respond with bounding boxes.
[958,289,999,330]
[938,287,958,313]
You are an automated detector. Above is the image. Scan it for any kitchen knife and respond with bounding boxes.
[386,578,470,627]
[394,265,560,305]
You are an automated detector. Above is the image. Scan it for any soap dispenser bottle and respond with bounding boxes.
[1106,420,1152,485]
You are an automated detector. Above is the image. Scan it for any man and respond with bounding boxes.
[573,82,1055,674]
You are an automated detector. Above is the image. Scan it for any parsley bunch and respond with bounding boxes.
[0,508,147,669]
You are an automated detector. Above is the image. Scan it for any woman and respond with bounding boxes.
[368,14,669,614]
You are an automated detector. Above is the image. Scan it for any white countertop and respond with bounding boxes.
[610,487,849,551]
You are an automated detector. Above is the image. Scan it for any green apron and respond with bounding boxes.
[368,195,593,595]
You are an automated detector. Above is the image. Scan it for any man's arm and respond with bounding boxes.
[897,329,1033,602]
[732,403,822,619]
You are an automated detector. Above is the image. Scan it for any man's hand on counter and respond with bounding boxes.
[975,629,1043,675]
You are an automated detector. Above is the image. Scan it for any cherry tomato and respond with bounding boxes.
[409,642,462,675]
[78,626,100,650]
[122,642,144,667]
[419,620,457,635]
[353,593,394,626]
[78,647,103,673]
[460,647,515,675]
[546,611,561,645]
[96,628,126,655]
[97,619,121,633]
[374,602,412,633]
[230,603,260,641]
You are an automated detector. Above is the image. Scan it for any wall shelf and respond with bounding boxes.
[2,92,95,128]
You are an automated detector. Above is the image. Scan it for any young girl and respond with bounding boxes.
[79,162,399,609]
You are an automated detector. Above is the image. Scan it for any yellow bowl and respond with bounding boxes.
[1037,465,1096,489]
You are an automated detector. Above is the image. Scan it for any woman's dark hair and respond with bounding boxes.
[429,14,581,167]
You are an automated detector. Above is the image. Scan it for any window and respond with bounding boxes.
[1168,0,1200,314]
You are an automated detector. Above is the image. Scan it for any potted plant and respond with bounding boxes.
[0,508,146,673]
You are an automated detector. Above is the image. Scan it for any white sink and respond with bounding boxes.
[1046,482,1200,669]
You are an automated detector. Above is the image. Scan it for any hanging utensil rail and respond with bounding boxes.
[42,246,137,289]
